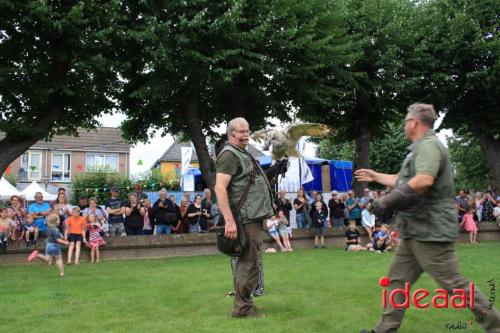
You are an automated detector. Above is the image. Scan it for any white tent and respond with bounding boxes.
[0,177,23,200]
[21,181,57,201]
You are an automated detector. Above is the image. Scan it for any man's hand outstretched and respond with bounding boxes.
[354,169,377,183]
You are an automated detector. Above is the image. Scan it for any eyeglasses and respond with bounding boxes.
[232,129,250,134]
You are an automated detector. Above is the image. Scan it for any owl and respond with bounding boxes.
[252,123,332,160]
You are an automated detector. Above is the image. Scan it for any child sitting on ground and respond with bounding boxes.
[345,220,367,251]
[381,224,394,251]
[367,222,389,253]
[28,214,69,276]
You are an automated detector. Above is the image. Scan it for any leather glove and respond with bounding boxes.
[370,183,419,215]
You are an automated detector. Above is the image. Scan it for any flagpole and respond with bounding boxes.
[299,157,302,190]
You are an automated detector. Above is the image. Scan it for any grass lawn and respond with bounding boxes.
[2,242,499,333]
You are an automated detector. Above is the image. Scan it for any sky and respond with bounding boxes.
[97,112,451,176]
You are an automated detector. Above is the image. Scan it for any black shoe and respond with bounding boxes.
[26,241,30,248]
[225,291,235,297]
[360,330,375,333]
[33,240,38,247]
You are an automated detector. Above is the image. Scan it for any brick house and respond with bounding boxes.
[6,127,130,188]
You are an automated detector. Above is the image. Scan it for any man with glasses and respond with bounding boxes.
[359,188,372,208]
[356,103,500,332]
[215,117,275,318]
[28,192,52,241]
[328,190,345,229]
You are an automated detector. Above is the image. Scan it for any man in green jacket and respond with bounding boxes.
[356,103,500,332]
[214,117,275,318]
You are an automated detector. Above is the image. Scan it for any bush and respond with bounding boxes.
[130,168,181,192]
[71,167,132,205]
[71,168,182,205]
[4,173,17,187]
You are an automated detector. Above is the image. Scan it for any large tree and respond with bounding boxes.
[0,1,125,176]
[448,128,490,192]
[119,0,353,188]
[319,120,408,188]
[413,0,500,190]
[298,0,421,195]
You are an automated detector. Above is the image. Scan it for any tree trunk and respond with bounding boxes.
[477,133,500,192]
[184,70,215,190]
[353,124,372,196]
[228,79,247,119]
[0,107,62,177]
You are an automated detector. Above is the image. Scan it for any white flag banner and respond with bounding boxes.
[300,158,314,184]
[277,156,314,192]
[181,147,193,175]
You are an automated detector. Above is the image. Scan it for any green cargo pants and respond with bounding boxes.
[232,220,263,317]
[374,239,500,333]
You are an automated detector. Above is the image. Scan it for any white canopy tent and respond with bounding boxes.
[21,181,58,201]
[0,177,23,200]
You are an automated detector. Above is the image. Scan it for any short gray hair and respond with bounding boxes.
[226,117,249,137]
[407,103,436,128]
[159,188,167,195]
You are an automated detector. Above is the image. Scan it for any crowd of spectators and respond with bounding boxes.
[1,185,498,255]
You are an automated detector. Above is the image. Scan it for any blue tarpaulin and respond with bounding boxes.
[302,158,328,192]
[329,160,352,192]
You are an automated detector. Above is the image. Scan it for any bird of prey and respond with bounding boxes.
[251,123,332,160]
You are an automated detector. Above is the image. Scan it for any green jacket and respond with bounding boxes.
[220,144,275,223]
[395,130,458,242]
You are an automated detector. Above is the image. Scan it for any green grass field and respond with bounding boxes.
[2,242,499,333]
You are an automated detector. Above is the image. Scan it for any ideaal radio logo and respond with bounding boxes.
[378,277,496,330]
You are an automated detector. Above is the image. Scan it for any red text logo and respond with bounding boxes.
[379,276,475,309]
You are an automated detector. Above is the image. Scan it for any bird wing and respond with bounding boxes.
[287,123,331,143]
[251,129,272,142]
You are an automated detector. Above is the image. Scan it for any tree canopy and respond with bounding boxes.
[119,0,354,187]
[0,1,125,176]
[413,0,500,190]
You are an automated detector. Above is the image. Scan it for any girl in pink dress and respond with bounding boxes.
[87,214,106,263]
[460,207,478,244]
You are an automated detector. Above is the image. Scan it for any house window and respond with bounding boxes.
[19,151,42,180]
[51,153,71,182]
[86,153,119,172]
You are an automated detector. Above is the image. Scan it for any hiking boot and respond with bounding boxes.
[231,311,262,319]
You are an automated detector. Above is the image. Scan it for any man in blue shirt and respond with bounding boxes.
[28,192,52,239]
